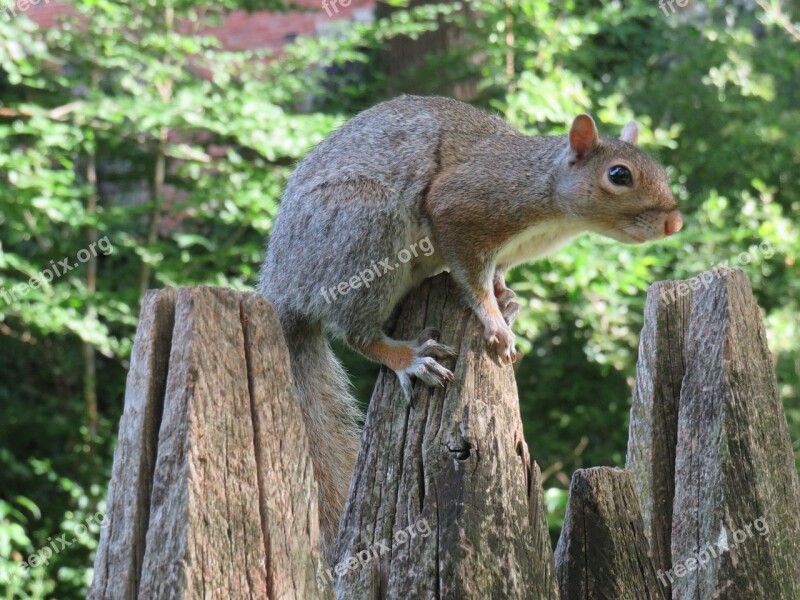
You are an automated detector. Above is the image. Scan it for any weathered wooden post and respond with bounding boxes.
[554,467,665,599]
[332,274,559,599]
[671,269,800,598]
[90,288,330,600]
[627,268,800,598]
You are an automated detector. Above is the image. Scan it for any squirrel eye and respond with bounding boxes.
[608,165,633,187]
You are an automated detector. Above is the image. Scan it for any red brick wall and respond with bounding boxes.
[23,0,375,51]
[8,1,73,28]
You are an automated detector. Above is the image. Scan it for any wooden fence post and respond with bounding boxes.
[555,268,800,599]
[670,269,800,598]
[626,268,800,598]
[332,274,559,599]
[90,287,330,599]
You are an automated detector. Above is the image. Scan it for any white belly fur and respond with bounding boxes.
[496,220,585,267]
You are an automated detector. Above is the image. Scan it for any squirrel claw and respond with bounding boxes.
[416,338,457,359]
[415,327,441,343]
[502,347,518,365]
[415,356,454,385]
[484,323,518,366]
[489,345,518,366]
[395,358,454,403]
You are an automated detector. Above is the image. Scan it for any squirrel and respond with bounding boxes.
[258,94,683,557]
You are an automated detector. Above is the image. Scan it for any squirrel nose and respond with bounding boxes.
[664,211,683,236]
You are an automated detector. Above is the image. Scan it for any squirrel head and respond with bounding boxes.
[553,114,683,244]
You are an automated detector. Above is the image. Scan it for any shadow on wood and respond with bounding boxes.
[554,467,666,599]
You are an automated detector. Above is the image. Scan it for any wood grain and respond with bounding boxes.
[671,269,800,598]
[89,287,177,600]
[333,274,558,599]
[91,288,330,599]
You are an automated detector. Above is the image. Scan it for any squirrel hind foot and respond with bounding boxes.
[396,355,454,403]
[415,337,458,360]
[399,332,457,402]
[350,331,456,402]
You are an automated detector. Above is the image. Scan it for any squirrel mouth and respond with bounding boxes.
[610,228,646,244]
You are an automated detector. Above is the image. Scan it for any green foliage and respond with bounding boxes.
[0,0,798,597]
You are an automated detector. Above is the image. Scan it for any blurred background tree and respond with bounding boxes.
[0,0,797,596]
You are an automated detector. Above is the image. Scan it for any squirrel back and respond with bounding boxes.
[285,95,515,205]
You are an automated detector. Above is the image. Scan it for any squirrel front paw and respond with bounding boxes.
[484,321,518,365]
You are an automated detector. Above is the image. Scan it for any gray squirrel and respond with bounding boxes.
[259,95,683,556]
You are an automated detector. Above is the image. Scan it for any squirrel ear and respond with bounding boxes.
[620,120,639,145]
[569,114,599,159]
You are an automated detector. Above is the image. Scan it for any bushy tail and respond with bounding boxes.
[282,320,361,559]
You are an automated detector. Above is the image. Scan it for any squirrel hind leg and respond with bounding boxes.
[349,331,456,402]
